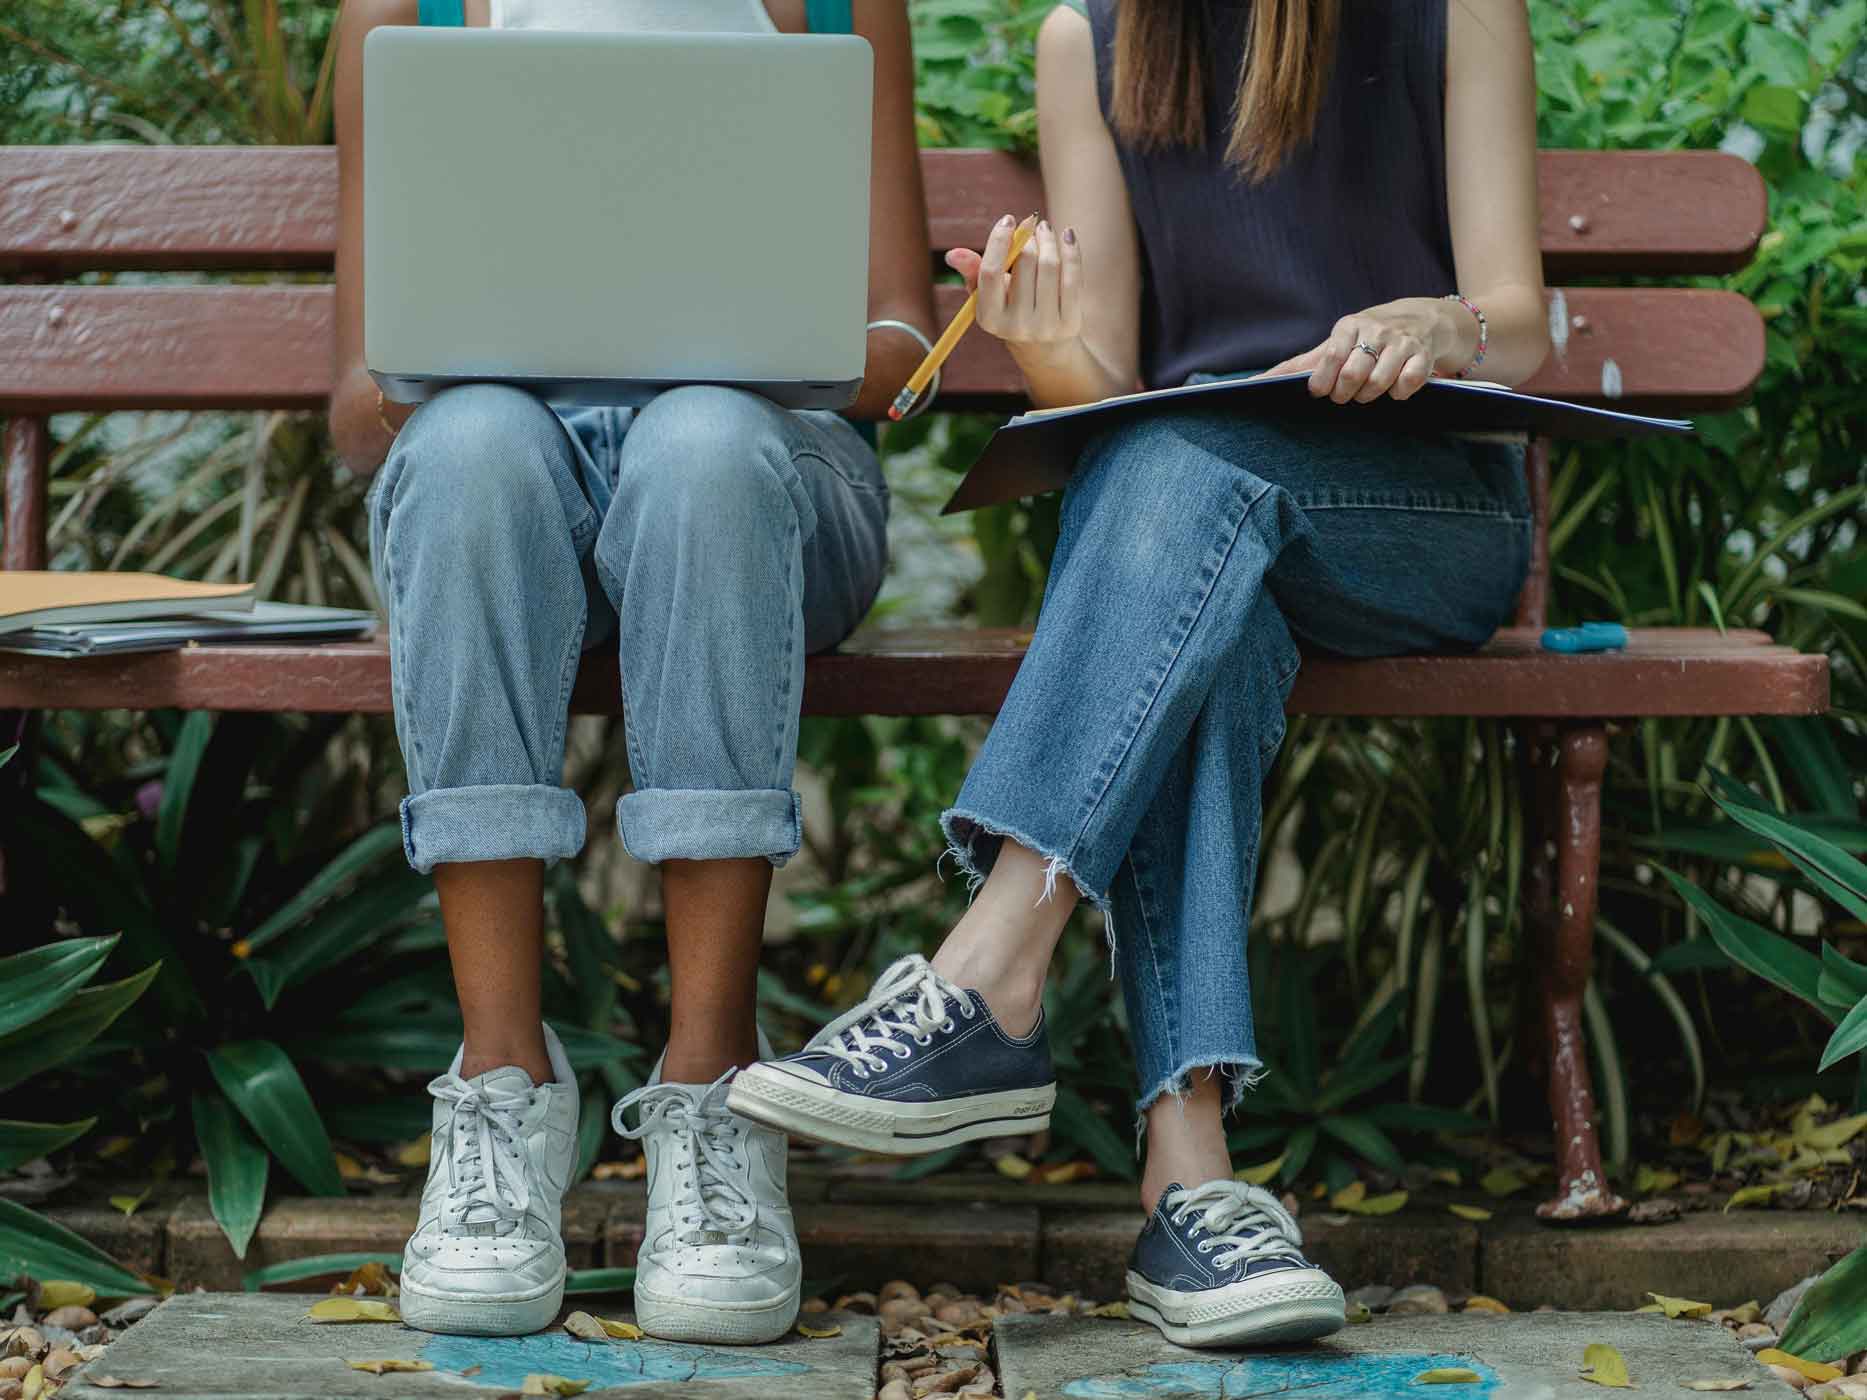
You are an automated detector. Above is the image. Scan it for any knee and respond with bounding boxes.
[381,384,577,533]
[610,386,810,544]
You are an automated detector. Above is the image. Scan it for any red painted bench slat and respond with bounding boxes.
[0,283,1763,416]
[0,629,1825,719]
[0,146,1765,277]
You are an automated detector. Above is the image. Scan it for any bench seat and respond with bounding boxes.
[0,627,1826,719]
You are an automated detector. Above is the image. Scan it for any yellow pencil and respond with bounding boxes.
[889,214,1040,421]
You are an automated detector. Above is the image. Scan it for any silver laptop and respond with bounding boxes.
[364,27,872,409]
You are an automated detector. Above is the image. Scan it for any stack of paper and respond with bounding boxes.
[0,573,375,658]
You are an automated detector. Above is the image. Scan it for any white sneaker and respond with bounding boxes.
[399,1025,579,1336]
[613,1050,801,1345]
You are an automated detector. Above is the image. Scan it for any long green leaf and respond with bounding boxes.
[1316,1056,1411,1114]
[1658,869,1833,1020]
[0,935,118,1039]
[243,1252,399,1292]
[1364,1101,1486,1134]
[236,824,404,956]
[1583,979,1629,1173]
[0,1118,97,1175]
[1464,870,1500,1124]
[154,711,213,876]
[0,963,162,1095]
[1722,483,1867,615]
[565,1268,638,1297]
[205,1040,344,1197]
[551,864,618,1031]
[1823,944,1867,999]
[242,865,434,1009]
[1779,1244,1867,1363]
[1279,1124,1319,1186]
[1050,1084,1137,1181]
[0,1198,151,1299]
[1819,997,1867,1073]
[192,1091,269,1259]
[1713,797,1867,926]
[1318,1115,1405,1175]
[1765,718,1858,818]
[1598,919,1706,1113]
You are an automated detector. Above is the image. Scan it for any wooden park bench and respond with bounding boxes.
[0,144,1828,1221]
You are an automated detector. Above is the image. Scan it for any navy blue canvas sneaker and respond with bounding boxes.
[726,955,1055,1154]
[1127,1180,1345,1347]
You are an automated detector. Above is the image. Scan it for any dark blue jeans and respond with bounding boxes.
[942,408,1531,1121]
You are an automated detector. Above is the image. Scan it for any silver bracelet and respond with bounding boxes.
[867,318,940,421]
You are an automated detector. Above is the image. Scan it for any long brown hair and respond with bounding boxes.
[1108,0,1341,183]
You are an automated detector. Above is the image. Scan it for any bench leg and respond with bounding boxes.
[1534,724,1628,1222]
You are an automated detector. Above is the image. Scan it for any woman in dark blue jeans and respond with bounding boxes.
[732,0,1550,1347]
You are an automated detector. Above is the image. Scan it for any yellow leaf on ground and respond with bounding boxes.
[520,1375,591,1396]
[1414,1368,1483,1384]
[1463,1296,1510,1315]
[36,1283,96,1310]
[334,1262,397,1298]
[598,1319,644,1341]
[1646,1292,1715,1319]
[1723,1184,1785,1212]
[1448,1204,1493,1222]
[1236,1155,1284,1186]
[394,1136,431,1168]
[1755,1350,1843,1383]
[1580,1342,1633,1388]
[1634,1304,1666,1314]
[1634,1165,1681,1195]
[88,1378,160,1389]
[1086,1302,1129,1319]
[1331,1182,1367,1210]
[1339,1190,1408,1216]
[109,1190,151,1218]
[993,1155,1033,1180]
[796,1323,842,1339]
[1481,1168,1528,1198]
[21,1363,43,1400]
[1430,1168,1462,1187]
[347,1360,433,1374]
[1681,1382,1752,1392]
[1798,1112,1867,1151]
[307,1298,401,1324]
[562,1313,608,1342]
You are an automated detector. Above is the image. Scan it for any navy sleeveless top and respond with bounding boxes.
[1083,0,1457,389]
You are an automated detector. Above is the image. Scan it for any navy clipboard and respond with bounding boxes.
[940,373,1692,515]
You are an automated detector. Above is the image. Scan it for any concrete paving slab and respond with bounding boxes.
[996,1309,1800,1399]
[62,1292,877,1400]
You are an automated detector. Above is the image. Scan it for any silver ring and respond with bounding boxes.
[1355,341,1380,360]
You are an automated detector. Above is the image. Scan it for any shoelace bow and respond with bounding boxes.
[1166,1180,1306,1271]
[806,954,975,1076]
[613,1071,757,1245]
[426,1071,535,1232]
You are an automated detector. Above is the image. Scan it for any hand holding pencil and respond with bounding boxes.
[890,213,1049,420]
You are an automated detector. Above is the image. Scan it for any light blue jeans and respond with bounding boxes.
[942,405,1532,1119]
[367,383,889,873]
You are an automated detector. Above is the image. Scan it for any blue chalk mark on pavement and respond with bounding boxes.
[421,1331,809,1390]
[1061,1350,1501,1398]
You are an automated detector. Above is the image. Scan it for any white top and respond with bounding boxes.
[490,0,777,31]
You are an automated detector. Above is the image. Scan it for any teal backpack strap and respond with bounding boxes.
[804,0,852,34]
[418,0,465,24]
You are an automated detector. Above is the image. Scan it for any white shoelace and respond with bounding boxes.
[805,955,975,1077]
[613,1071,757,1245]
[1165,1180,1306,1271]
[426,1071,535,1233]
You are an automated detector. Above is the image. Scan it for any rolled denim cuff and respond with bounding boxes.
[400,785,587,874]
[616,787,803,866]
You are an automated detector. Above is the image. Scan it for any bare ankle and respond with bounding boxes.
[460,1044,554,1084]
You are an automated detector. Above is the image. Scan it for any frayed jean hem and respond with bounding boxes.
[617,786,803,866]
[1134,1055,1267,1128]
[938,806,1113,929]
[401,784,587,874]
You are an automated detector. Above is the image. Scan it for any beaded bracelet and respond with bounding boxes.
[1443,293,1487,377]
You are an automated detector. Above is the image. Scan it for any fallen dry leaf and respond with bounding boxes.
[1085,1302,1129,1319]
[109,1189,152,1218]
[1648,1292,1716,1320]
[520,1374,590,1396]
[1482,1168,1528,1198]
[795,1323,842,1339]
[333,1262,397,1299]
[598,1319,644,1341]
[1725,1184,1788,1212]
[19,1364,42,1400]
[1680,1382,1752,1392]
[1448,1204,1493,1222]
[34,1283,95,1311]
[1414,1368,1483,1384]
[88,1379,160,1390]
[346,1360,433,1374]
[1464,1296,1510,1315]
[1798,1113,1867,1152]
[591,1156,646,1182]
[1430,1168,1462,1187]
[333,1153,398,1186]
[306,1298,400,1324]
[992,1155,1033,1180]
[1756,1349,1843,1383]
[460,1365,482,1378]
[1635,1165,1683,1195]
[1032,1161,1098,1185]
[561,1313,608,1343]
[1235,1155,1284,1186]
[1338,1188,1408,1216]
[1581,1342,1633,1388]
[394,1136,431,1168]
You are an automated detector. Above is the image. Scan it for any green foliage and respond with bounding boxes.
[0,1197,152,1300]
[1779,1243,1867,1363]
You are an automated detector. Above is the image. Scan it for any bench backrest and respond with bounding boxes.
[0,146,1767,628]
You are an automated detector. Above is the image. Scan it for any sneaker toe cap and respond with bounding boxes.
[404,1235,564,1293]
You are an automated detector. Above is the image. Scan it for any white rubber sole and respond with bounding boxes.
[634,1279,801,1345]
[1125,1268,1346,1348]
[726,1063,1054,1155]
[398,1273,564,1337]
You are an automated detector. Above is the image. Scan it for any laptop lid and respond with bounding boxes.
[364,27,872,408]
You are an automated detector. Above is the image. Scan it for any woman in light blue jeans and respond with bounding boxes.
[735,0,1551,1349]
[328,0,934,1343]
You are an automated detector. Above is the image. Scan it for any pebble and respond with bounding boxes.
[1767,1276,1821,1331]
[1739,1331,1781,1354]
[879,1281,920,1304]
[877,1381,912,1400]
[925,1282,963,1300]
[1387,1285,1450,1316]
[1347,1285,1395,1311]
[879,1298,928,1326]
[40,1308,95,1331]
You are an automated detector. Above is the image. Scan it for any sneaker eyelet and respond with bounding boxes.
[940,1019,955,1033]
[914,1034,933,1046]
[855,1069,869,1080]
[893,1045,912,1059]
[1197,1241,1213,1253]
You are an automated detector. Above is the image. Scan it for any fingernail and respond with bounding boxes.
[997,214,1014,229]
[1064,227,1076,245]
[1039,220,1051,235]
